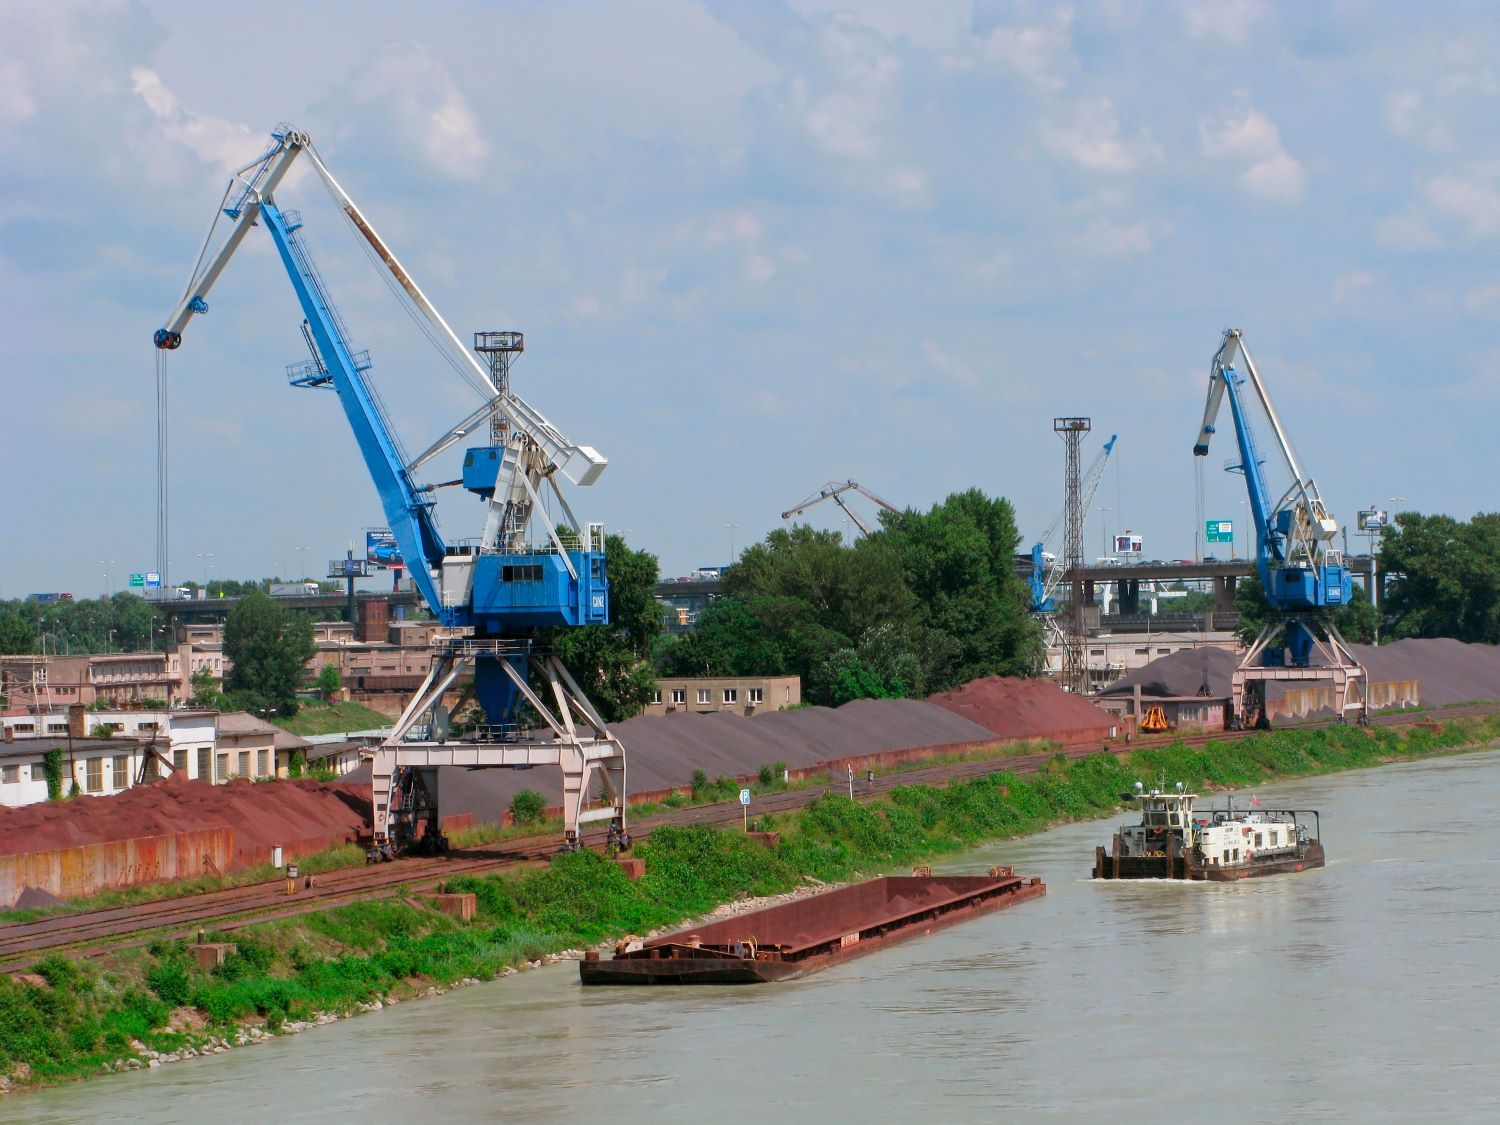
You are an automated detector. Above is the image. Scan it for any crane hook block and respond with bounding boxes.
[154,329,182,350]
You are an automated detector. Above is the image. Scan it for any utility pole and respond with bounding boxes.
[1055,417,1091,695]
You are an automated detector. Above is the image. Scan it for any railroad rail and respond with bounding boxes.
[2,703,1493,972]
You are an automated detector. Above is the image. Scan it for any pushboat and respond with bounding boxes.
[1092,784,1325,881]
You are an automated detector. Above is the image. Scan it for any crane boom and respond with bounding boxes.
[781,480,898,537]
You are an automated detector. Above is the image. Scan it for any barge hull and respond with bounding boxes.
[580,871,1045,985]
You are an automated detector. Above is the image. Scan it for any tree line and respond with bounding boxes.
[653,489,1044,706]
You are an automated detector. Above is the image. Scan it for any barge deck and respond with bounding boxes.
[580,868,1045,984]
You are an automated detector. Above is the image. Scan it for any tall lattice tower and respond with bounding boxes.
[1054,417,1091,695]
[473,331,524,444]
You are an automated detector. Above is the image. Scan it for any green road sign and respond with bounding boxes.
[1205,520,1234,543]
[128,572,145,587]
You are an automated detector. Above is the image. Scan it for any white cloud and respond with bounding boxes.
[923,339,978,388]
[1071,215,1169,258]
[956,8,1075,91]
[1332,271,1376,303]
[0,59,36,128]
[1043,98,1158,174]
[1424,172,1500,237]
[789,13,931,207]
[1385,90,1452,151]
[1199,105,1304,202]
[1462,284,1500,315]
[360,44,486,180]
[1375,209,1443,251]
[130,68,258,173]
[1183,0,1266,41]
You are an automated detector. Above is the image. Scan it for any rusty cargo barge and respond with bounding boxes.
[1092,786,1325,882]
[579,868,1046,984]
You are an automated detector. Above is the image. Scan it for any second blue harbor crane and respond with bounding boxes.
[1193,328,1367,728]
[155,125,628,855]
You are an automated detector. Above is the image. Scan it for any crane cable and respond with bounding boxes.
[305,146,493,404]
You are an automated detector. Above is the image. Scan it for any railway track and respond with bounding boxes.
[3,703,1493,971]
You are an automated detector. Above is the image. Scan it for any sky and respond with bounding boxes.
[3,0,1499,599]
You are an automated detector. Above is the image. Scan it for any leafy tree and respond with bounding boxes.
[189,667,225,710]
[879,488,1044,685]
[1381,511,1500,643]
[315,661,342,700]
[0,609,33,655]
[510,789,546,826]
[223,591,315,717]
[543,536,662,722]
[1235,572,1380,647]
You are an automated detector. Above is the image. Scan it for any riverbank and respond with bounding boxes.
[3,715,1497,1094]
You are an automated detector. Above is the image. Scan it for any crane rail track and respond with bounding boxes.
[2,703,1494,972]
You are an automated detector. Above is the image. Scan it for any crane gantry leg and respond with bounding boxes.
[367,638,628,860]
[1230,617,1368,730]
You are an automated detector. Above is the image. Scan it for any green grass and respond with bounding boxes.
[273,700,393,737]
[4,715,1497,1092]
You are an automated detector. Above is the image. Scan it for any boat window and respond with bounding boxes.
[1255,833,1263,848]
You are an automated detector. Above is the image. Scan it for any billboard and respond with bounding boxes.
[1205,519,1234,543]
[366,529,403,569]
[1113,532,1143,555]
[1357,509,1389,532]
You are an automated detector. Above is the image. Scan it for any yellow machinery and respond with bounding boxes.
[1140,705,1172,734]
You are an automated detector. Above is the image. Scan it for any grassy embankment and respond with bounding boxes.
[3,716,1497,1091]
[273,700,392,737]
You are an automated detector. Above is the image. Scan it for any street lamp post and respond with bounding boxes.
[196,552,214,589]
[726,523,739,563]
[1095,507,1112,559]
[295,545,311,578]
[99,560,114,599]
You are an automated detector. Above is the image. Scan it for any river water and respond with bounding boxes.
[10,749,1500,1123]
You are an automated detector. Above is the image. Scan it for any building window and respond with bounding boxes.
[697,689,711,704]
[216,752,228,782]
[723,688,738,704]
[671,688,686,705]
[748,688,763,705]
[1157,647,1170,655]
[113,754,130,789]
[87,758,104,793]
[174,748,188,774]
[650,689,662,705]
[238,751,251,778]
[12,722,33,733]
[139,722,158,732]
[257,748,269,777]
[1,764,18,784]
[1089,649,1104,657]
[198,746,212,782]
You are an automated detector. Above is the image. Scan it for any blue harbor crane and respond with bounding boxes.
[155,124,628,854]
[1192,328,1366,727]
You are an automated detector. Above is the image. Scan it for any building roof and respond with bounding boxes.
[305,739,372,762]
[216,711,313,750]
[0,736,141,760]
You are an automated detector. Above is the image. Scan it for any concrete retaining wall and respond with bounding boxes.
[1271,678,1421,721]
[0,827,234,908]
